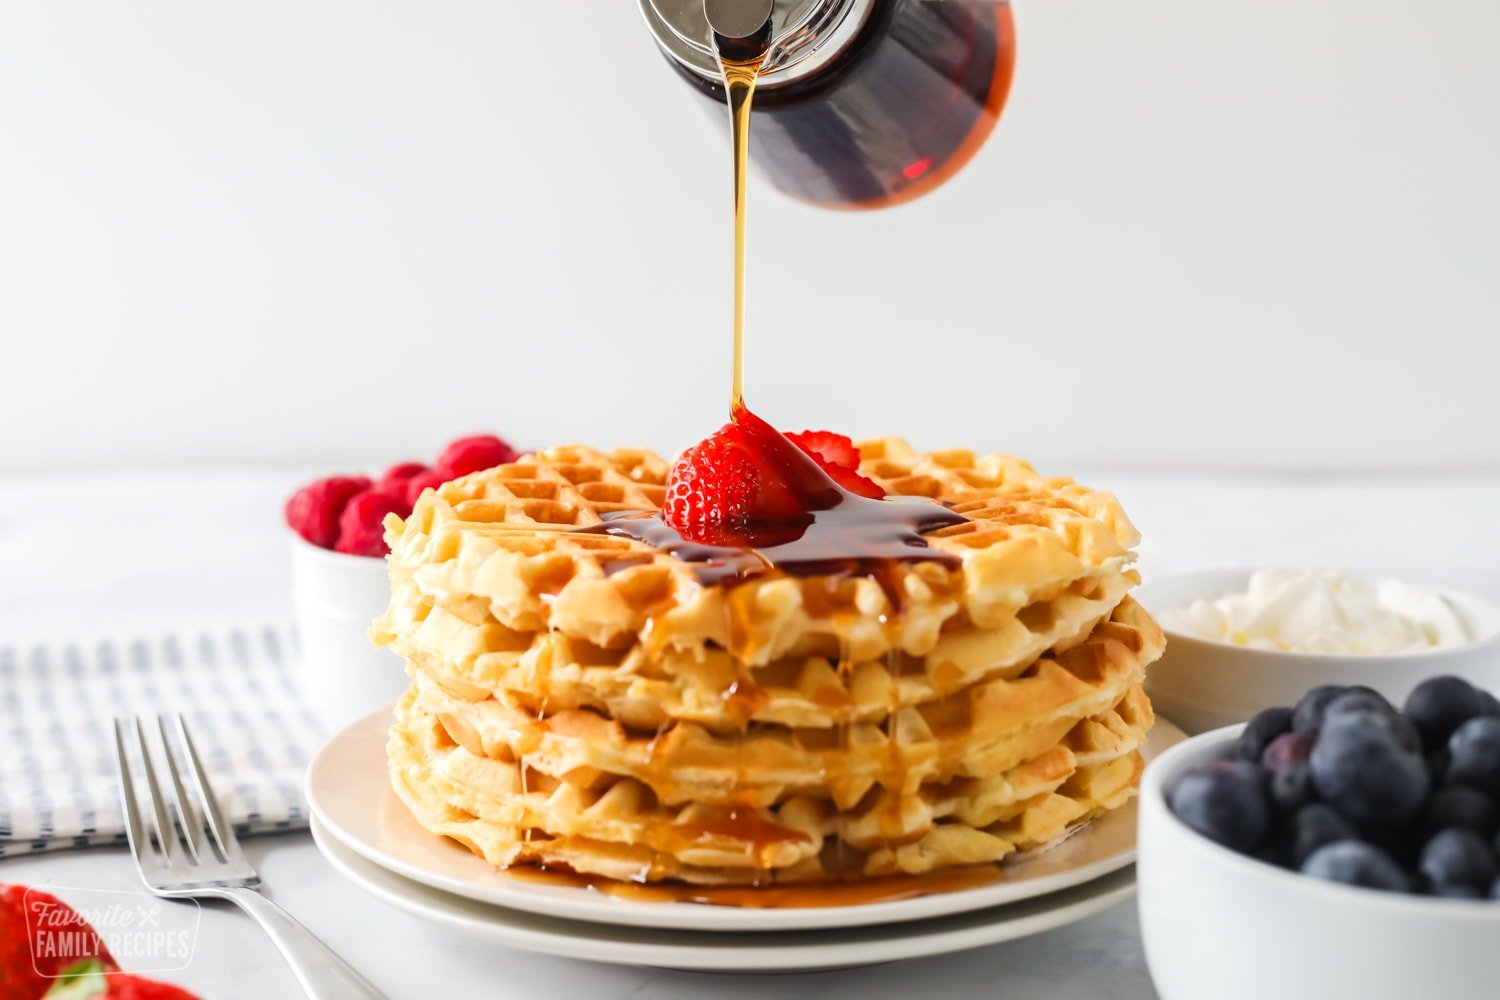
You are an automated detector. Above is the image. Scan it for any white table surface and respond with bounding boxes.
[2,466,1497,1000]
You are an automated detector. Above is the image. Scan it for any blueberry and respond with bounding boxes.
[1235,706,1294,762]
[1492,875,1500,901]
[1310,711,1430,825]
[1261,731,1315,771]
[1321,691,1422,751]
[1169,760,1272,852]
[1270,760,1317,815]
[1301,840,1410,892]
[1421,787,1500,840]
[1293,685,1349,734]
[1446,717,1500,797]
[1428,748,1452,784]
[1479,688,1500,719]
[1287,803,1359,865]
[1404,676,1487,750]
[1360,820,1422,868]
[1419,829,1498,891]
[1326,688,1395,719]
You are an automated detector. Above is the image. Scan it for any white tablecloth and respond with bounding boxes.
[1,466,1496,999]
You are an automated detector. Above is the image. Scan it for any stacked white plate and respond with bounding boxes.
[306,710,1185,972]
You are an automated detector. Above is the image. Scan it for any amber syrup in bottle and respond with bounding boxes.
[672,0,1016,209]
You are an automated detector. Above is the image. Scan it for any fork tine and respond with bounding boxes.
[172,712,245,864]
[155,715,203,865]
[130,717,181,864]
[112,718,153,866]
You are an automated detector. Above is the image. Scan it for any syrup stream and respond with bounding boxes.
[724,55,758,415]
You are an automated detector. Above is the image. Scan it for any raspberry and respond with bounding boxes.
[333,490,407,557]
[404,469,449,507]
[436,435,516,479]
[375,461,428,496]
[284,476,371,549]
[1,885,115,999]
[786,429,884,499]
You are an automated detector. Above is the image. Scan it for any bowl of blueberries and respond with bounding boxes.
[1138,675,1500,1000]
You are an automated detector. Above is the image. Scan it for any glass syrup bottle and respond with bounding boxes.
[640,0,1017,210]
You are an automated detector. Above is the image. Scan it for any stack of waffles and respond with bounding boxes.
[373,439,1163,885]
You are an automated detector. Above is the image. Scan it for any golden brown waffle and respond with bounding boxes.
[382,565,1138,732]
[387,680,1154,884]
[377,439,1157,886]
[403,597,1161,809]
[375,442,1139,664]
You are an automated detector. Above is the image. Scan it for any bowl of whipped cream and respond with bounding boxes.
[1137,569,1500,733]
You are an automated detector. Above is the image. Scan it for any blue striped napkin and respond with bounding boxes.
[0,626,322,857]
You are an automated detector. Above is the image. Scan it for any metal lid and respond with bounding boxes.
[639,0,876,87]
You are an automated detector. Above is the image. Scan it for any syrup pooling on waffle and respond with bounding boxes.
[399,597,1160,806]
[379,440,1139,661]
[377,441,1158,888]
[388,679,1155,884]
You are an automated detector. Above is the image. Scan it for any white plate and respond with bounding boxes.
[306,705,1184,931]
[311,814,1138,972]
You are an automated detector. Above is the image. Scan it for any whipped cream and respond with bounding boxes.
[1160,569,1474,655]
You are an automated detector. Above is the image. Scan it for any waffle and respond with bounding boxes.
[377,438,1158,886]
[374,441,1139,665]
[402,597,1161,809]
[383,564,1138,731]
[388,681,1153,884]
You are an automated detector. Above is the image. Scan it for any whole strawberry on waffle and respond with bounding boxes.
[374,422,1160,886]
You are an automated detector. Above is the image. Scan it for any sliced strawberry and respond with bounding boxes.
[284,476,372,549]
[786,430,861,472]
[436,435,516,479]
[334,490,407,557]
[664,419,804,545]
[821,464,885,499]
[786,430,883,499]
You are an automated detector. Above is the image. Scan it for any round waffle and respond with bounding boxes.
[382,564,1138,731]
[376,441,1140,664]
[401,598,1161,809]
[376,439,1159,886]
[388,681,1153,884]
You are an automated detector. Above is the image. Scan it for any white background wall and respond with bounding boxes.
[2,1,1497,474]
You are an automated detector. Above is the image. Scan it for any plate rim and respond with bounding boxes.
[310,815,1138,972]
[305,705,1182,932]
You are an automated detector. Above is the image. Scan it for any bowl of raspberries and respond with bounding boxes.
[1139,675,1500,999]
[285,434,518,730]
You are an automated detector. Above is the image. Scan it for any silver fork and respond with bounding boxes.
[114,714,384,1000]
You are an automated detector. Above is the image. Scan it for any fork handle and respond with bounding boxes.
[217,886,385,1000]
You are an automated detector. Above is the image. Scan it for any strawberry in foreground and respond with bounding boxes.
[1,884,197,1000]
[41,961,196,1000]
[2,885,114,999]
[664,414,884,545]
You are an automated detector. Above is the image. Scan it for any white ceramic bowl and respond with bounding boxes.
[1139,725,1500,1000]
[1137,569,1500,734]
[289,534,408,732]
